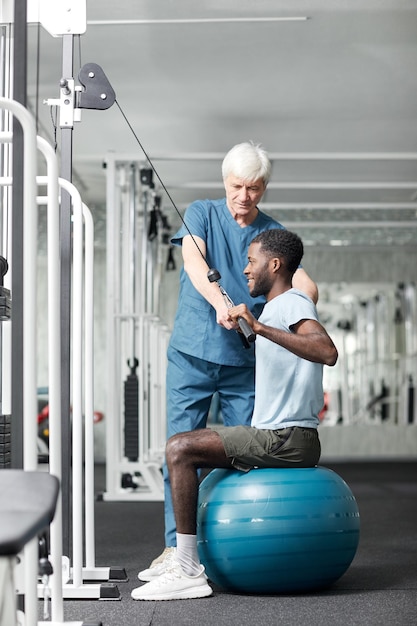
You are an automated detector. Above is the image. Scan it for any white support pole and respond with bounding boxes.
[0,97,38,626]
[82,202,95,571]
[104,153,121,499]
[57,177,83,590]
[36,135,64,623]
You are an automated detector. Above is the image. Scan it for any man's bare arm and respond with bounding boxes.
[182,235,234,329]
[293,268,319,304]
[228,304,338,366]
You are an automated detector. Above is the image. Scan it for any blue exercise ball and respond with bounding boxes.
[197,467,360,593]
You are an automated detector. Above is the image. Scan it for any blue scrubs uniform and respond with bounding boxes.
[164,197,284,546]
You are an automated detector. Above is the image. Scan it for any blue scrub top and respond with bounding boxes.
[169,198,284,367]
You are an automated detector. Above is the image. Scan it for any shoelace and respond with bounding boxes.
[150,563,184,587]
[149,561,205,588]
[155,553,173,568]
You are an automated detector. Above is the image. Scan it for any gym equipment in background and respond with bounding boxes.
[104,159,171,502]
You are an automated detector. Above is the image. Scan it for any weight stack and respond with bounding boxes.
[0,286,11,320]
[408,376,415,424]
[124,366,139,462]
[0,414,11,468]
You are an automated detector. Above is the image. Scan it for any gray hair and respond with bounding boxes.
[221,141,271,185]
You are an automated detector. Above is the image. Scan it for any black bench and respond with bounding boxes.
[0,470,59,556]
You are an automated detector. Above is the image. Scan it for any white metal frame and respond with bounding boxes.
[104,155,170,502]
[329,284,417,427]
[0,97,39,626]
[40,178,120,599]
[0,97,119,624]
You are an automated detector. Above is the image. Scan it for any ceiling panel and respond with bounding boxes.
[23,0,417,247]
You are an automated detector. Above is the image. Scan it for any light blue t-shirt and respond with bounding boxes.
[251,289,323,429]
[169,198,284,366]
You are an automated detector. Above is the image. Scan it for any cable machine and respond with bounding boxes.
[332,285,417,426]
[0,2,131,623]
[104,155,172,502]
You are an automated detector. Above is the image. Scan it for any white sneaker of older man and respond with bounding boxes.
[131,558,213,601]
[138,547,176,581]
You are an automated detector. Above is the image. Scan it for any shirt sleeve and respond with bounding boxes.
[285,291,318,330]
[170,201,208,247]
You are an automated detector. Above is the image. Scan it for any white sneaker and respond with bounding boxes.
[131,559,213,601]
[150,547,175,568]
[138,547,176,581]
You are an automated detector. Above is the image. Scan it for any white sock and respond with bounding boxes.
[175,533,201,576]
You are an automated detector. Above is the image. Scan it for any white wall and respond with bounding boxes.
[36,242,417,462]
[303,246,417,284]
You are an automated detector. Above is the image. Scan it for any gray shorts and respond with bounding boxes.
[215,425,321,472]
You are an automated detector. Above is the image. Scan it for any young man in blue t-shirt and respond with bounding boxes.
[132,229,337,601]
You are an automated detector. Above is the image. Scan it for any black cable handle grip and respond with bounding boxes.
[207,268,256,345]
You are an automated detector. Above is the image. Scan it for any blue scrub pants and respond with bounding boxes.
[164,345,255,547]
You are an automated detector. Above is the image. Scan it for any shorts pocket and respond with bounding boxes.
[269,428,294,455]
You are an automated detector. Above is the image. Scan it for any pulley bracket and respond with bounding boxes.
[44,63,116,128]
[77,63,116,110]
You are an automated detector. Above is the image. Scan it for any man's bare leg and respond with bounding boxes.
[131,429,232,599]
[166,428,233,535]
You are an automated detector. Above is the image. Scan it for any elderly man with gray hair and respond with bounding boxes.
[139,141,318,580]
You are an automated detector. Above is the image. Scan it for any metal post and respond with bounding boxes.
[11,0,26,469]
[59,33,74,556]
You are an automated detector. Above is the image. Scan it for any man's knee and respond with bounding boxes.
[166,432,191,466]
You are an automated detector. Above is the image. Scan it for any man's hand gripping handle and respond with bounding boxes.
[207,268,256,345]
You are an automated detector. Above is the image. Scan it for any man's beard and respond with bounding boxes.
[250,273,273,299]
